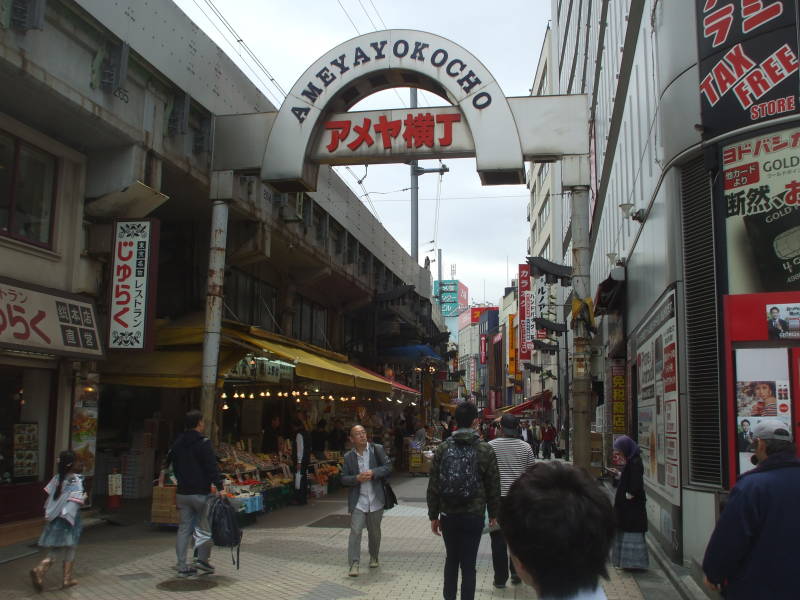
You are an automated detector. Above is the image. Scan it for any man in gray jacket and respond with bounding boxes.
[341,424,392,577]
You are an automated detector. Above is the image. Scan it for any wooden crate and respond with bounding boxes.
[150,486,179,524]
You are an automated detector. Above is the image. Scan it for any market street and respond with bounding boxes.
[0,473,679,600]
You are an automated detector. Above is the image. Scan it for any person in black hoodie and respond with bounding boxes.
[162,410,225,578]
[610,435,649,570]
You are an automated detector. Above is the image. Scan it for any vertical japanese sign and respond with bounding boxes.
[610,360,627,434]
[0,277,102,357]
[518,264,532,361]
[479,334,488,364]
[695,0,799,136]
[634,289,680,506]
[722,126,800,293]
[108,220,159,350]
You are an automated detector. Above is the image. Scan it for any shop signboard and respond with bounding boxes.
[633,289,680,506]
[722,126,800,293]
[695,0,799,137]
[13,423,38,478]
[0,277,103,358]
[108,220,159,351]
[518,264,532,361]
[479,334,488,364]
[608,360,627,434]
[313,108,471,163]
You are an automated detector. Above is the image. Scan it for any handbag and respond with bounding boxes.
[375,445,397,510]
[383,481,398,510]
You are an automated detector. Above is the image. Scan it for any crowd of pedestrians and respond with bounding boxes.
[27,404,800,599]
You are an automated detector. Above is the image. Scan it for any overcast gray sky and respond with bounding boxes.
[173,0,551,305]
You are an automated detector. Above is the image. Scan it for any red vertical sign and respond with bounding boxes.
[480,334,488,364]
[518,264,531,361]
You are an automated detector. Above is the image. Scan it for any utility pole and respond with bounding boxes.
[437,248,443,286]
[409,88,448,263]
[569,186,592,470]
[410,88,419,263]
[201,172,232,443]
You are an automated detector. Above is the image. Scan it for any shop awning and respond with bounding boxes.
[381,344,443,363]
[506,390,554,414]
[352,365,421,396]
[240,330,391,393]
[99,347,244,388]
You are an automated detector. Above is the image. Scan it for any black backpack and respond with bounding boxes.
[438,440,480,501]
[207,496,243,569]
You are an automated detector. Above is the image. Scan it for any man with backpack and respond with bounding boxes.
[162,410,226,578]
[427,401,501,600]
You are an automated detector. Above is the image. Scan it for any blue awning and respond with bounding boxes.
[381,344,443,363]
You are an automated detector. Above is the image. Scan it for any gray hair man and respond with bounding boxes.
[341,425,392,577]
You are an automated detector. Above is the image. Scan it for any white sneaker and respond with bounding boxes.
[349,562,359,577]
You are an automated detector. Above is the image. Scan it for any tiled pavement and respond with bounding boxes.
[0,474,676,599]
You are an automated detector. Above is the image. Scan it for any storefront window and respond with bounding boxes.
[0,131,56,247]
[0,366,52,485]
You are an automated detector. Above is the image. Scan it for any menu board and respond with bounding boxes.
[71,383,98,477]
[13,423,38,478]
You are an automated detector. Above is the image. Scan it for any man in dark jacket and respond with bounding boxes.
[341,425,391,577]
[427,401,501,600]
[703,419,800,599]
[163,410,225,578]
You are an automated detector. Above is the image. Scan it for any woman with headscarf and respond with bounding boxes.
[611,435,649,570]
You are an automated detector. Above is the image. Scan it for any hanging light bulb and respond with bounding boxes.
[296,398,300,403]
[259,391,265,397]
[410,402,417,406]
[328,395,334,401]
[222,402,230,410]
[314,388,319,393]
[351,396,356,400]
[221,392,228,399]
[233,392,240,399]
[397,400,403,404]
[266,391,271,397]
[249,392,255,399]
[303,391,308,396]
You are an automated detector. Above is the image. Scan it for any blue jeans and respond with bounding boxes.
[441,513,484,600]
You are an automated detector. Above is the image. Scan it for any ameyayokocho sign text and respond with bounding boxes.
[108,220,159,351]
[0,277,102,358]
[696,0,799,136]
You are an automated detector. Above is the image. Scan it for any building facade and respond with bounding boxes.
[550,0,800,583]
[0,0,444,528]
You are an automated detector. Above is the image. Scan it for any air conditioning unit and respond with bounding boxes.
[281,192,304,222]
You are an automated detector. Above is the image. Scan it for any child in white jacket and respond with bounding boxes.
[30,450,86,591]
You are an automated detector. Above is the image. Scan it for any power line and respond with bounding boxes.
[368,0,388,29]
[336,0,361,34]
[357,0,378,30]
[344,166,382,224]
[369,194,530,202]
[190,0,283,106]
[203,0,287,98]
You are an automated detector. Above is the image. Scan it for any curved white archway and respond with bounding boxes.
[261,29,524,191]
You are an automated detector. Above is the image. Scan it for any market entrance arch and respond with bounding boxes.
[260,29,589,192]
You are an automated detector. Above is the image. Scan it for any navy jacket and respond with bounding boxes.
[703,451,800,599]
[614,455,647,533]
[166,430,224,496]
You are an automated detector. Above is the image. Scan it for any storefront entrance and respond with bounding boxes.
[0,364,56,524]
